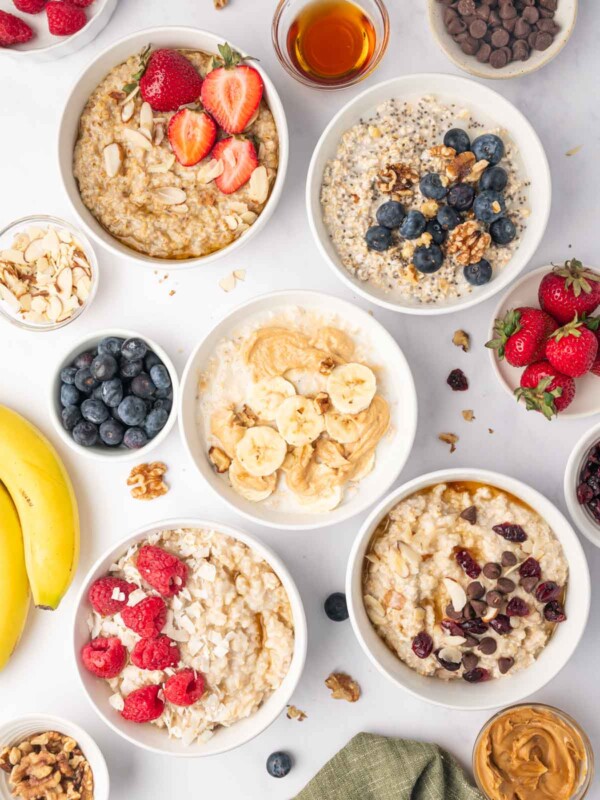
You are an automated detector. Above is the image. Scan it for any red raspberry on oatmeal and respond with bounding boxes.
[121,684,165,723]
[131,636,180,671]
[164,668,206,707]
[88,576,136,615]
[136,545,188,597]
[81,637,126,678]
[121,596,167,638]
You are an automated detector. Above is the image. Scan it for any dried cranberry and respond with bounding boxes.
[455,549,481,578]
[447,368,469,391]
[506,597,530,617]
[544,600,567,622]
[489,614,512,635]
[441,619,464,637]
[577,483,594,504]
[535,581,561,603]
[492,523,528,542]
[435,649,461,672]
[412,632,434,659]
[462,667,490,683]
[588,474,600,494]
[460,618,488,635]
[519,557,541,579]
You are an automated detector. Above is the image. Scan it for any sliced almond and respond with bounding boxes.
[56,267,73,297]
[388,548,409,579]
[443,635,467,646]
[240,211,258,224]
[102,143,123,179]
[198,158,224,184]
[223,215,238,231]
[153,186,187,205]
[170,204,189,214]
[443,577,467,612]
[0,284,20,311]
[218,272,236,292]
[482,606,499,623]
[438,646,462,664]
[233,269,246,281]
[398,541,421,570]
[75,275,91,302]
[25,226,44,241]
[148,154,176,174]
[121,101,135,122]
[41,228,60,259]
[1,249,26,265]
[248,165,269,204]
[30,296,48,314]
[153,123,165,147]
[120,85,140,105]
[19,293,32,311]
[46,295,63,322]
[123,128,153,151]
[140,101,153,132]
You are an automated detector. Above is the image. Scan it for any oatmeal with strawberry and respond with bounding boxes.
[82,527,294,745]
[363,482,568,682]
[73,44,278,259]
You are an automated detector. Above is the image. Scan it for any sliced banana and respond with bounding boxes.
[324,410,361,444]
[275,396,325,447]
[327,363,376,415]
[249,377,296,421]
[348,452,375,482]
[235,426,287,477]
[229,459,277,502]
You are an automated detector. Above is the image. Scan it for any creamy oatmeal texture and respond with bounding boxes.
[74,50,278,259]
[88,528,294,745]
[200,307,391,512]
[321,95,529,304]
[363,483,568,681]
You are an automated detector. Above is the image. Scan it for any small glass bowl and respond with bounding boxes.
[0,214,99,333]
[473,703,595,800]
[272,0,389,89]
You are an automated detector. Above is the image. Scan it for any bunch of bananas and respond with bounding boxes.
[0,405,79,671]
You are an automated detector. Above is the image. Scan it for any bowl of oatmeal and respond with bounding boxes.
[307,73,550,315]
[346,469,590,709]
[73,519,306,756]
[179,290,417,530]
[58,27,288,267]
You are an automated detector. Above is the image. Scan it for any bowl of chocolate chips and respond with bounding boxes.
[428,0,578,80]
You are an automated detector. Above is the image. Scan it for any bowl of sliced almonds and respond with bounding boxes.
[0,215,98,332]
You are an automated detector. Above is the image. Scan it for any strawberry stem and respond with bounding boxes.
[514,377,562,421]
[550,258,600,298]
[122,44,152,94]
[485,308,522,359]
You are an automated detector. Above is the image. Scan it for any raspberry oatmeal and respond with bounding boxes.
[73,46,278,259]
[84,527,294,745]
[363,482,568,682]
[321,95,529,305]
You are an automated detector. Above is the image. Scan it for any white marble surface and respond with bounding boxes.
[1,1,599,797]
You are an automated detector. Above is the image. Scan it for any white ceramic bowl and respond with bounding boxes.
[564,420,600,548]
[72,518,307,757]
[346,468,590,711]
[0,714,109,800]
[49,328,179,461]
[57,26,289,268]
[427,0,578,81]
[179,290,418,530]
[488,265,600,420]
[0,0,117,61]
[306,73,551,316]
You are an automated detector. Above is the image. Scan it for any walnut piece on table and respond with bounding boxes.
[325,672,361,703]
[127,461,169,500]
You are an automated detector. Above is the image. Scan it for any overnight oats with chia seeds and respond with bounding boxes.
[321,95,529,304]
[82,527,294,744]
[362,482,568,683]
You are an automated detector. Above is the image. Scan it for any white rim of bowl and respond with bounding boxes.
[306,72,551,316]
[346,467,591,710]
[564,419,600,547]
[72,517,308,757]
[178,288,418,531]
[56,26,289,269]
[49,328,179,461]
[426,0,579,81]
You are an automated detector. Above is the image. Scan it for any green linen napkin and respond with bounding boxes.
[295,732,485,800]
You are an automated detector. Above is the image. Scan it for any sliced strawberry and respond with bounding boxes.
[201,44,263,134]
[168,108,217,167]
[211,138,258,195]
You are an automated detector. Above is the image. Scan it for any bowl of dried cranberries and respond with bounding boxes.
[565,421,600,549]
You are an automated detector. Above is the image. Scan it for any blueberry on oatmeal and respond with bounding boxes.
[365,225,393,251]
[444,128,471,154]
[376,200,405,229]
[414,243,444,274]
[490,217,516,245]
[399,210,427,239]
[472,133,505,165]
[474,190,506,223]
[464,259,492,286]
[420,172,448,200]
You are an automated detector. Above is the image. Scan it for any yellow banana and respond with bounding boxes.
[0,482,29,670]
[0,405,79,609]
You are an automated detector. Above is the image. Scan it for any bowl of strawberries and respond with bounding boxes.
[487,260,600,420]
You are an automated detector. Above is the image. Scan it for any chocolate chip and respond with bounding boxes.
[477,42,492,61]
[486,590,504,607]
[463,602,477,620]
[476,4,491,20]
[446,603,465,621]
[522,6,539,23]
[498,656,515,674]
[520,576,538,593]
[469,18,488,37]
[462,652,479,670]
[448,17,468,34]
[457,0,477,14]
[537,17,559,33]
[534,31,553,49]
[464,635,479,648]
[478,636,497,655]
[502,16,517,32]
[512,40,531,60]
[513,17,530,37]
[528,30,539,47]
[467,581,485,600]
[470,599,488,617]
[501,551,517,567]
[539,6,556,17]
[499,2,517,19]
[461,36,481,54]
[497,577,516,594]
[491,27,510,46]
[460,505,477,525]
[539,0,557,9]
[483,562,502,580]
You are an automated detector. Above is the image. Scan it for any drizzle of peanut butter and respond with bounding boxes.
[242,326,350,380]
[475,706,587,800]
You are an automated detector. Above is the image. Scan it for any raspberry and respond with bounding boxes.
[121,596,166,638]
[164,669,205,707]
[88,576,136,616]
[121,685,164,723]
[46,1,86,36]
[137,545,188,597]
[13,0,46,13]
[131,636,180,671]
[70,0,95,5]
[0,9,34,45]
[81,637,126,678]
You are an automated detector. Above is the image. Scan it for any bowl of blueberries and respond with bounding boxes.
[50,328,178,460]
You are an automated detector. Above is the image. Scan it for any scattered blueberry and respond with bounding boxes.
[72,420,98,447]
[436,205,461,231]
[426,218,446,245]
[266,752,292,779]
[365,225,393,251]
[444,128,471,153]
[99,419,125,447]
[91,353,118,381]
[376,200,405,229]
[464,259,493,286]
[149,364,171,391]
[420,172,448,200]
[490,217,516,245]
[118,396,147,427]
[73,351,94,370]
[144,351,162,372]
[123,427,148,449]
[480,166,508,192]
[447,183,475,211]
[472,133,504,165]
[102,378,124,408]
[60,383,80,407]
[473,190,506,223]
[121,337,148,361]
[413,243,444,274]
[81,398,109,425]
[145,408,169,437]
[61,405,82,431]
[324,592,348,621]
[399,210,427,239]
[120,359,143,380]
[131,373,156,399]
[60,366,78,385]
[74,368,99,394]
[97,337,124,357]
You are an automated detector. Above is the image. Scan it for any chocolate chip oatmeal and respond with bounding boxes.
[363,482,567,682]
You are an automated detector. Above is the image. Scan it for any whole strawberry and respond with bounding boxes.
[0,9,34,46]
[46,1,86,35]
[13,0,46,14]
[515,361,576,419]
[486,307,558,367]
[538,259,600,324]
[588,320,600,376]
[545,318,598,378]
[139,48,203,112]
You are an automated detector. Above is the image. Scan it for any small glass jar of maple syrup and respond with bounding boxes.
[272,0,389,89]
